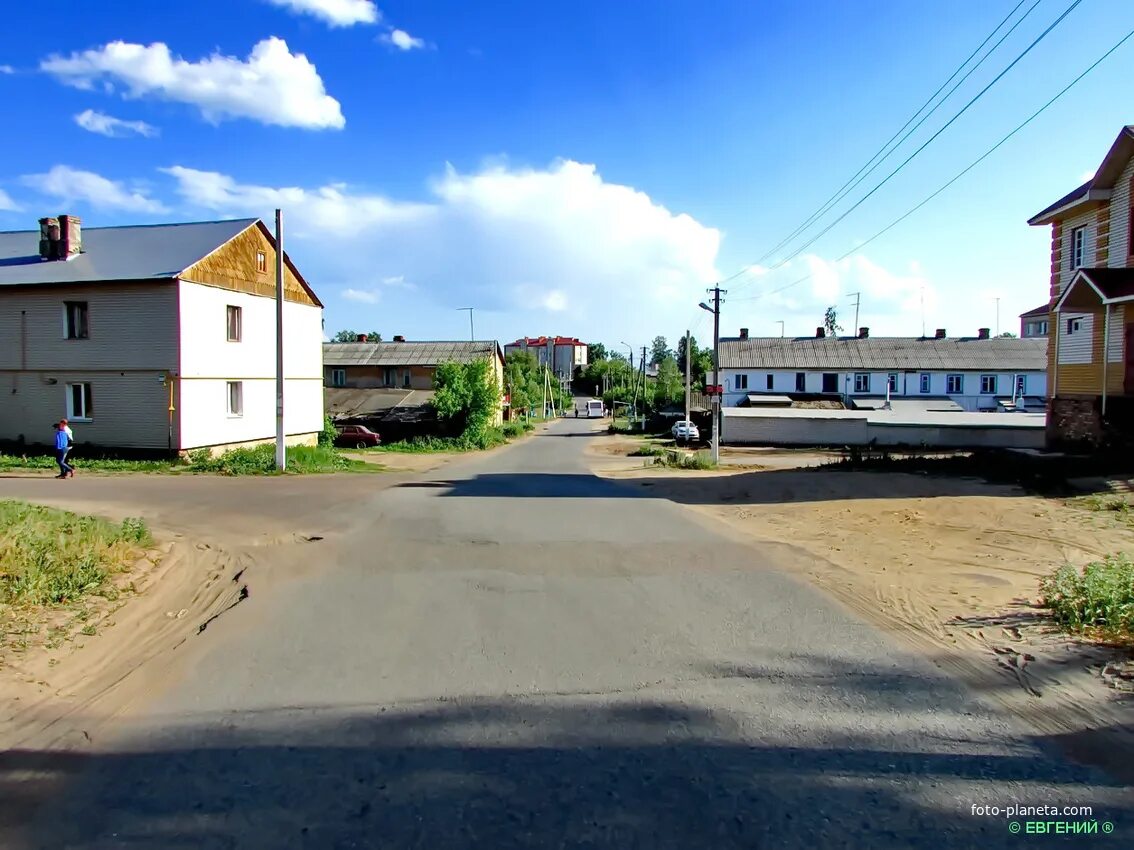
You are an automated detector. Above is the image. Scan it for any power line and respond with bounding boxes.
[729,25,1134,306]
[757,0,1084,276]
[754,0,1039,269]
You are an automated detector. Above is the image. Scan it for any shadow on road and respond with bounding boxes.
[6,693,1129,849]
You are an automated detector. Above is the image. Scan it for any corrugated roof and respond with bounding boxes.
[719,336,1047,371]
[323,340,500,367]
[1019,303,1051,318]
[0,218,259,286]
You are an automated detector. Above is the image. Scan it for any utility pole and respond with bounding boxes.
[775,320,784,338]
[274,208,286,472]
[684,329,691,426]
[457,307,475,341]
[994,297,1000,336]
[699,287,725,464]
[849,291,861,335]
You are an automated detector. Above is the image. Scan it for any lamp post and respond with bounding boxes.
[699,289,724,464]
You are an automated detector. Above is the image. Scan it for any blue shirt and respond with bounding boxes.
[55,430,69,451]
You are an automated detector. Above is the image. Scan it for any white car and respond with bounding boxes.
[671,420,700,443]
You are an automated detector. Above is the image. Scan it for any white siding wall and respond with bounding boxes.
[1108,305,1126,362]
[721,368,1047,412]
[1057,209,1097,295]
[1110,157,1134,265]
[177,281,324,449]
[1057,313,1094,365]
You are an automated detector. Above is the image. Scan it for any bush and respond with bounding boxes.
[319,414,337,448]
[1039,554,1134,641]
[630,444,667,458]
[186,443,367,475]
[655,450,717,470]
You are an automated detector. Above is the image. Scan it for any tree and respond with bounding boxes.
[998,332,1017,338]
[331,330,382,342]
[433,360,501,442]
[653,356,683,408]
[588,342,608,363]
[823,307,843,337]
[677,335,714,387]
[649,336,671,366]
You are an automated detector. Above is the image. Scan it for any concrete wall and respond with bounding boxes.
[177,280,324,450]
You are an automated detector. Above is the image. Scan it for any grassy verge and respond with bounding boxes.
[0,444,375,476]
[651,450,718,470]
[1039,554,1134,645]
[368,421,536,454]
[0,500,152,655]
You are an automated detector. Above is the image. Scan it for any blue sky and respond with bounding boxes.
[1,0,1131,351]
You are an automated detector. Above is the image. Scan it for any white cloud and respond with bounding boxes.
[22,165,166,213]
[342,288,381,303]
[74,108,157,138]
[381,29,426,51]
[0,188,21,211]
[266,0,379,27]
[42,38,344,130]
[0,65,14,74]
[161,159,721,339]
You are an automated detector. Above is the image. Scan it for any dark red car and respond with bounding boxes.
[334,425,381,449]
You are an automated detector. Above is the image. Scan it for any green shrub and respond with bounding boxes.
[655,450,717,470]
[319,414,338,447]
[1039,554,1134,641]
[186,443,367,475]
[630,444,667,458]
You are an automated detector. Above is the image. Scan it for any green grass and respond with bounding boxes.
[369,422,534,454]
[1075,494,1134,526]
[654,450,717,470]
[1039,554,1134,644]
[1,500,153,653]
[629,444,667,458]
[186,443,373,475]
[0,453,173,473]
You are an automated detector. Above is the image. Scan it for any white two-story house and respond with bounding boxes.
[0,215,324,454]
[718,327,1048,412]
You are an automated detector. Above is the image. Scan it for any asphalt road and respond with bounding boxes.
[15,419,1133,848]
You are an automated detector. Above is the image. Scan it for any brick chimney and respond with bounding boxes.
[393,335,406,342]
[739,327,749,340]
[816,327,825,338]
[858,327,869,339]
[935,328,946,339]
[38,217,60,259]
[59,215,82,259]
[977,327,990,339]
[357,333,368,343]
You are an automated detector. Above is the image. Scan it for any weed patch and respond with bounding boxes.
[1039,554,1134,644]
[186,444,371,475]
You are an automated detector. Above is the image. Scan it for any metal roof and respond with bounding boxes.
[323,340,501,367]
[719,336,1047,371]
[0,218,259,286]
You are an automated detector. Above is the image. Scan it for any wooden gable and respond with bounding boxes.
[180,221,321,307]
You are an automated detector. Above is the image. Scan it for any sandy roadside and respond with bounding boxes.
[590,434,1134,779]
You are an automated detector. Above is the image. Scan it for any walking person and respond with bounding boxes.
[54,421,74,479]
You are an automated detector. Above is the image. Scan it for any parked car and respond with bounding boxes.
[671,420,700,443]
[335,424,381,449]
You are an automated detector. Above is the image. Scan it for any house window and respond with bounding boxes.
[946,374,963,394]
[403,370,411,388]
[226,305,242,342]
[919,373,931,393]
[795,372,806,392]
[980,375,997,394]
[66,382,92,420]
[1015,374,1026,397]
[766,374,773,391]
[734,374,748,390]
[853,373,870,393]
[227,381,243,417]
[887,373,898,392]
[384,367,396,387]
[1070,226,1086,269]
[331,368,346,387]
[1066,317,1082,335]
[63,301,88,339]
[256,251,267,273]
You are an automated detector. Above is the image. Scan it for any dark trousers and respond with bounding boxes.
[56,449,74,476]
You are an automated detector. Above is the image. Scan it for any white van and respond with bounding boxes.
[586,399,604,418]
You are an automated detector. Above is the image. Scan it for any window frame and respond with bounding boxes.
[919,373,931,394]
[63,301,89,340]
[765,374,774,391]
[403,370,411,388]
[256,251,267,274]
[887,372,898,393]
[734,373,748,391]
[795,372,806,392]
[384,367,396,387]
[853,372,870,393]
[331,368,346,387]
[1015,374,1026,397]
[226,305,242,342]
[226,381,244,417]
[1067,317,1082,335]
[1070,226,1086,270]
[980,374,998,395]
[66,382,93,421]
[946,374,964,394]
